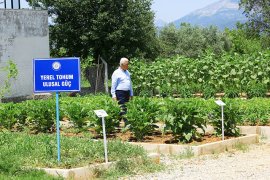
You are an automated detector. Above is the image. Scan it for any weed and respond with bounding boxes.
[260,133,268,142]
[99,156,164,179]
[175,147,194,159]
[234,142,249,152]
[0,132,162,179]
[212,153,220,159]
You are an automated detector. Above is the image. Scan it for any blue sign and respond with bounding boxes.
[33,58,81,93]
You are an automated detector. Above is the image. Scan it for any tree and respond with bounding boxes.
[158,24,179,57]
[225,23,263,54]
[28,0,159,65]
[158,23,231,58]
[240,0,270,34]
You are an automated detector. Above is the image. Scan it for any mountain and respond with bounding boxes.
[172,0,247,29]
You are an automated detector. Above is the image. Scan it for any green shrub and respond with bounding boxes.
[88,96,121,134]
[65,101,90,128]
[130,51,270,98]
[25,100,56,133]
[0,103,20,130]
[125,97,159,141]
[240,98,270,125]
[209,99,240,137]
[246,82,267,98]
[162,98,207,143]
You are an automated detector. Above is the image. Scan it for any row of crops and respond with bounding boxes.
[0,95,269,142]
[129,51,270,98]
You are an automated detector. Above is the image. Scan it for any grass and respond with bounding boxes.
[96,157,164,179]
[0,170,63,180]
[0,131,162,179]
[234,142,249,152]
[260,133,268,142]
[174,147,194,159]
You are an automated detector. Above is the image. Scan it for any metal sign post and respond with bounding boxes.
[94,109,109,163]
[33,57,81,162]
[221,105,224,141]
[56,92,61,161]
[215,100,226,141]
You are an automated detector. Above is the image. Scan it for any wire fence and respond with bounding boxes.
[85,56,109,94]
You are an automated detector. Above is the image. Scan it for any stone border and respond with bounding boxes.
[194,134,258,155]
[239,126,270,142]
[39,153,160,180]
[130,134,258,156]
[40,126,268,179]
[40,162,113,180]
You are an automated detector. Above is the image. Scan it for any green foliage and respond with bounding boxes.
[0,132,62,179]
[246,82,267,99]
[158,24,180,57]
[61,95,120,134]
[162,98,207,143]
[64,101,89,128]
[240,0,270,35]
[0,131,154,179]
[130,51,270,98]
[125,97,159,141]
[0,60,18,98]
[100,156,163,179]
[81,56,94,87]
[174,147,194,159]
[25,100,56,133]
[31,0,159,64]
[225,25,263,54]
[0,103,20,130]
[234,142,249,153]
[0,170,63,180]
[129,58,158,97]
[202,86,216,99]
[224,87,240,98]
[88,96,120,134]
[1,95,270,136]
[239,98,270,126]
[158,23,231,58]
[209,99,240,137]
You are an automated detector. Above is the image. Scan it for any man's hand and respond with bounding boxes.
[112,97,117,101]
[130,96,133,100]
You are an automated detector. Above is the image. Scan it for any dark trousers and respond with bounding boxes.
[116,90,130,118]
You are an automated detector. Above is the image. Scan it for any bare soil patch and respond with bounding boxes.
[105,130,235,145]
[62,128,236,145]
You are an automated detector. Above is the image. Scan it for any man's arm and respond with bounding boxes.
[111,72,117,99]
[129,72,133,99]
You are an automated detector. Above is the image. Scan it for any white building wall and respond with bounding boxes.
[0,9,49,98]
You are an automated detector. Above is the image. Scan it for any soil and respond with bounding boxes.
[106,130,235,145]
[62,128,236,145]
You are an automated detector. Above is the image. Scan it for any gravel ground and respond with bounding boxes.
[122,142,270,180]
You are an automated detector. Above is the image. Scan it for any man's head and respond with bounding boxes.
[120,57,129,70]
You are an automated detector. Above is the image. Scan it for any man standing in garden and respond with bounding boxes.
[111,57,133,124]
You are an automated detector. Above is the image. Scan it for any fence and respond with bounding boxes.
[85,56,109,94]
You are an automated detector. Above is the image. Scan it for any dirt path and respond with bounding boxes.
[122,142,270,180]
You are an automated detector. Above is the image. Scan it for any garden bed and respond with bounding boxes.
[0,132,162,179]
[40,153,160,180]
[62,126,258,156]
[131,134,258,156]
[90,130,237,145]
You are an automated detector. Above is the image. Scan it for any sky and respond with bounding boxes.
[1,0,220,23]
[152,0,221,22]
